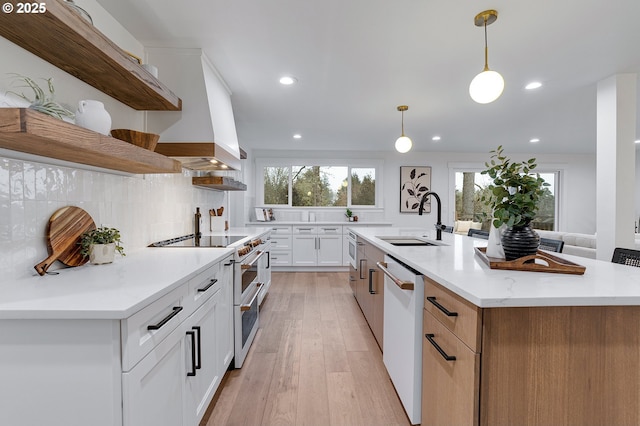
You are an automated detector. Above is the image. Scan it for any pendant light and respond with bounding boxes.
[469,10,504,104]
[395,105,412,153]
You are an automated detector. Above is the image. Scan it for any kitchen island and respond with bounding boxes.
[352,227,640,426]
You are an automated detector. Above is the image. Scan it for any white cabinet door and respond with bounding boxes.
[184,289,221,426]
[122,323,186,426]
[293,227,318,266]
[318,235,343,266]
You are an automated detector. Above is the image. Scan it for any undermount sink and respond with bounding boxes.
[376,236,439,246]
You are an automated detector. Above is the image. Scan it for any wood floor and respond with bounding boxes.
[203,271,410,426]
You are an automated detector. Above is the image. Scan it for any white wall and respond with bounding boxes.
[0,1,225,281]
[247,149,597,234]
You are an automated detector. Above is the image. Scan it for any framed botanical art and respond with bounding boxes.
[400,166,431,213]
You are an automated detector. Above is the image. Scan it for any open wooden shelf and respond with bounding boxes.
[0,0,181,111]
[192,176,247,191]
[0,109,182,174]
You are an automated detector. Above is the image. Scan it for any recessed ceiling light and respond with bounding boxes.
[525,81,542,90]
[293,134,302,139]
[530,138,540,143]
[432,136,441,141]
[279,76,297,85]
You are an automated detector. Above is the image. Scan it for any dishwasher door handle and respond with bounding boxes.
[376,262,414,290]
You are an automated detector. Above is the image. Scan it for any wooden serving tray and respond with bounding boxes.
[474,247,586,275]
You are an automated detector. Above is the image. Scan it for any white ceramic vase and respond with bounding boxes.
[89,243,115,265]
[75,100,111,135]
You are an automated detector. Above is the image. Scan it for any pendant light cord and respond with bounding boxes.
[401,110,405,136]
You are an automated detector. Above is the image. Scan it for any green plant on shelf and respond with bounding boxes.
[7,73,74,120]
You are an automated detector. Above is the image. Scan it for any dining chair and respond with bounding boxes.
[467,229,489,240]
[539,238,564,253]
[611,247,640,267]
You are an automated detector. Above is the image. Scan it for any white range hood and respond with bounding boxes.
[145,48,242,171]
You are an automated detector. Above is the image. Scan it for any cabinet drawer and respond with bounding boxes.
[293,226,317,235]
[186,262,222,312]
[121,284,188,371]
[318,226,341,235]
[270,235,292,250]
[270,250,292,266]
[270,226,292,235]
[424,277,481,352]
[422,310,480,426]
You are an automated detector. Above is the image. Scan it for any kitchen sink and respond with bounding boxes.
[376,236,439,246]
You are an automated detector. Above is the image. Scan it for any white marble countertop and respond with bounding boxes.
[0,227,272,320]
[353,227,640,308]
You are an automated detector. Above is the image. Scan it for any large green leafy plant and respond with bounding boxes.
[7,73,74,120]
[79,227,125,257]
[480,145,549,228]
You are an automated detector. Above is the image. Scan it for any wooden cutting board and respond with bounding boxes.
[34,206,96,276]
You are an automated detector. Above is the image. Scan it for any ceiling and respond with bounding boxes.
[97,0,640,155]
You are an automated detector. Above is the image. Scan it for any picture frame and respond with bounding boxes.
[400,166,431,213]
[255,207,267,221]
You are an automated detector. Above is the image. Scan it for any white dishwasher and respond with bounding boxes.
[378,254,424,425]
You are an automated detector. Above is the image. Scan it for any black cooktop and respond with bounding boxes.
[149,234,248,248]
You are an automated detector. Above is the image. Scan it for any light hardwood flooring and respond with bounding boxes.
[203,271,410,426]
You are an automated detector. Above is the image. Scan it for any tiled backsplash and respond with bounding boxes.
[0,156,225,281]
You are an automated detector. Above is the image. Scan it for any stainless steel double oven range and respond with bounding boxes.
[150,233,271,368]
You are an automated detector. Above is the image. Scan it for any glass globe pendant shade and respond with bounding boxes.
[395,136,412,153]
[469,69,504,104]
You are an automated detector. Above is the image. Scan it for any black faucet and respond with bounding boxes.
[418,191,446,241]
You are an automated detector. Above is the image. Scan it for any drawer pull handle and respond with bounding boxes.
[427,296,458,317]
[186,330,197,376]
[192,326,202,369]
[147,306,183,330]
[368,268,376,294]
[197,278,218,292]
[359,259,366,279]
[425,333,457,361]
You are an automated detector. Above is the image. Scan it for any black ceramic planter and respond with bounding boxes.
[501,224,540,261]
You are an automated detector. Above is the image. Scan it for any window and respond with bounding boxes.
[258,160,380,208]
[454,170,558,230]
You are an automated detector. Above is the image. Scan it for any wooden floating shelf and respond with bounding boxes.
[0,109,182,174]
[0,0,181,111]
[192,176,247,191]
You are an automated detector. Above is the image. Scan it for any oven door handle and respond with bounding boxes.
[241,282,263,311]
[241,250,265,269]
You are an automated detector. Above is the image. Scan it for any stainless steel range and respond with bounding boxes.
[149,232,271,368]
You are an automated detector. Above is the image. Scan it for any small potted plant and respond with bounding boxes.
[7,73,74,121]
[345,208,354,222]
[79,227,125,265]
[480,145,549,260]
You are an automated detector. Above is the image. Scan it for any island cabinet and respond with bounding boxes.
[354,239,385,349]
[422,276,640,426]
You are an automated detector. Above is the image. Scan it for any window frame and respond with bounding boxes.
[256,158,383,209]
[448,162,562,231]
